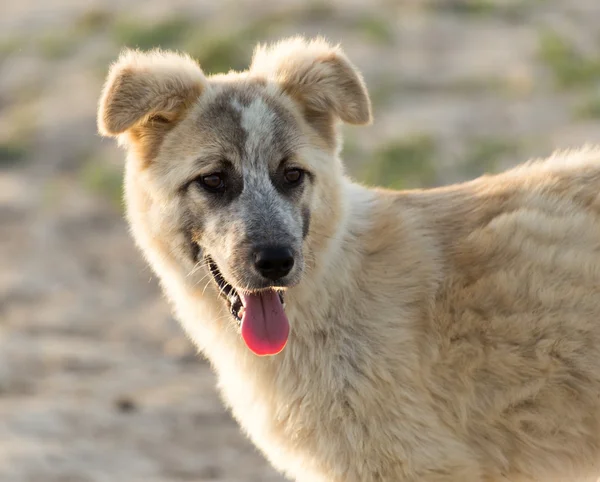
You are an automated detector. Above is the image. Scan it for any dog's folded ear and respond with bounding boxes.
[98,49,206,136]
[250,37,372,140]
[97,49,206,160]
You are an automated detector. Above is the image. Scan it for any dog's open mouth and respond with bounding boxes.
[207,257,289,356]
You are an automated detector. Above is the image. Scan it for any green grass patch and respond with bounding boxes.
[362,134,437,189]
[574,92,600,119]
[75,8,113,35]
[185,15,285,74]
[341,134,361,159]
[462,137,518,177]
[0,106,37,167]
[36,9,113,60]
[446,76,509,95]
[38,31,76,59]
[433,0,496,16]
[113,16,194,51]
[186,33,251,74]
[429,0,542,19]
[0,141,28,167]
[185,4,339,74]
[538,29,600,89]
[81,160,124,211]
[354,16,394,45]
[340,131,363,171]
[369,79,400,107]
[0,37,23,60]
[112,13,282,73]
[302,1,336,21]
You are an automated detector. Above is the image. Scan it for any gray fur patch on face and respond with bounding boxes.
[233,96,277,167]
[302,206,311,240]
[234,97,303,248]
[186,86,308,290]
[237,98,277,203]
[195,90,247,161]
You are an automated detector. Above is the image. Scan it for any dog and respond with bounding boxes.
[97,36,600,482]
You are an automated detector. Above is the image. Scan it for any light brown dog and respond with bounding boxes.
[98,37,600,482]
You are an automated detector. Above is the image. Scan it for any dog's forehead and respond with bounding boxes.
[196,86,299,165]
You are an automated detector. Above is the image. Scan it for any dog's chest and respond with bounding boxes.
[216,324,415,477]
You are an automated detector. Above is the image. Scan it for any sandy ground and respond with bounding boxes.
[2,0,600,481]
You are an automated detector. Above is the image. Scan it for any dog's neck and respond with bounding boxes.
[284,180,378,330]
[285,180,441,340]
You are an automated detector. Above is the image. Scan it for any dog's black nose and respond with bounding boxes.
[253,246,295,280]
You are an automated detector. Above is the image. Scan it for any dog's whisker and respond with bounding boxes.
[187,260,208,278]
[192,271,214,289]
[201,278,214,296]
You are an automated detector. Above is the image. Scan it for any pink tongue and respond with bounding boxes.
[240,290,289,356]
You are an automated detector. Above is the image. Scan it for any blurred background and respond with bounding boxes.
[2,0,600,481]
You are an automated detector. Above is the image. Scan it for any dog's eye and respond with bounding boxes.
[199,173,226,193]
[284,168,304,186]
[147,113,170,124]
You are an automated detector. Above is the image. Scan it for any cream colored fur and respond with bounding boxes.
[98,37,600,482]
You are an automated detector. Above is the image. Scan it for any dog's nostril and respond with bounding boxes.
[253,247,295,281]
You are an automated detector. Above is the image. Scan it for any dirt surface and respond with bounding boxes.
[2,1,600,481]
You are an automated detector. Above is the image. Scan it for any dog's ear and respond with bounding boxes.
[250,37,372,146]
[98,49,206,161]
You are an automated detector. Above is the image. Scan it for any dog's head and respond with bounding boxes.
[98,37,371,355]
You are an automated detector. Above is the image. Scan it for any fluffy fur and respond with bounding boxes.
[98,37,600,482]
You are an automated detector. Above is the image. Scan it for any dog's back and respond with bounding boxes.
[412,148,600,481]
